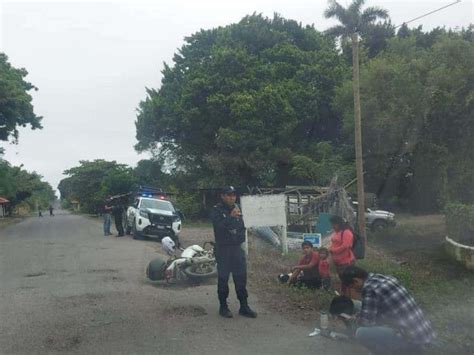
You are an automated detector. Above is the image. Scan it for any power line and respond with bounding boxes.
[395,0,463,29]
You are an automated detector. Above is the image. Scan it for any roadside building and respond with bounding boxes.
[0,196,10,217]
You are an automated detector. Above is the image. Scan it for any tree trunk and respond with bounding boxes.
[351,33,367,244]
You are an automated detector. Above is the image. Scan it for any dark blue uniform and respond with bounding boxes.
[210,202,248,305]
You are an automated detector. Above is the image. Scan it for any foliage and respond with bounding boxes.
[324,0,389,38]
[334,31,474,211]
[135,13,349,188]
[58,160,137,213]
[168,186,202,219]
[289,142,354,185]
[133,159,170,188]
[0,53,42,143]
[445,203,474,242]
[0,159,55,213]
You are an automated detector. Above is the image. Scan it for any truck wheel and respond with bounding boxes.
[371,219,388,231]
[183,263,217,281]
[132,219,143,240]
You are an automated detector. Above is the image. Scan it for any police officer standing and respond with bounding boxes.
[112,204,125,237]
[210,186,257,319]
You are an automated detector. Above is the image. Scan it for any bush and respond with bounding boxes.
[169,187,202,220]
[445,203,474,242]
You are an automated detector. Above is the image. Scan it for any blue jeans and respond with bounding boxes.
[355,326,423,355]
[103,214,111,236]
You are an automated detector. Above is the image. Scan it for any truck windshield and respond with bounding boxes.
[140,199,174,212]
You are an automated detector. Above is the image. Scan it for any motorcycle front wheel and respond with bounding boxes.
[183,263,217,281]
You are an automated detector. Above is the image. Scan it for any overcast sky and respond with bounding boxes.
[1,0,472,193]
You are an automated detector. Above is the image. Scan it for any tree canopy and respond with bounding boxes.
[0,53,42,144]
[334,30,474,211]
[324,0,389,38]
[0,159,55,213]
[58,160,137,213]
[135,14,350,188]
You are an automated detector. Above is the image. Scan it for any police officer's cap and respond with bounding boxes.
[221,186,237,194]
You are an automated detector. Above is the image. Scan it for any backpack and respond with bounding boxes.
[341,229,365,260]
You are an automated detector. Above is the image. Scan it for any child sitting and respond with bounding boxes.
[318,247,331,290]
[286,241,321,289]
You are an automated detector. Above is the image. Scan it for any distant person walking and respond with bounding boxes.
[112,204,125,237]
[329,215,355,296]
[49,206,54,216]
[38,209,43,218]
[103,200,112,236]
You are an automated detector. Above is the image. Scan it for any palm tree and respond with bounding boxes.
[324,0,388,248]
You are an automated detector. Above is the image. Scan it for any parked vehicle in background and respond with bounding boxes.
[125,186,183,242]
[352,201,396,230]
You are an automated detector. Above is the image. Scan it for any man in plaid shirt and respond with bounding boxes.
[341,266,434,354]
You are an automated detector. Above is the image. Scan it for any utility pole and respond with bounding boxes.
[351,32,367,245]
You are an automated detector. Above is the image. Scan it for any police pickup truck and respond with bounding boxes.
[125,187,182,241]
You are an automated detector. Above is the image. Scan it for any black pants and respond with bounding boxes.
[215,245,248,305]
[294,276,322,289]
[115,216,124,236]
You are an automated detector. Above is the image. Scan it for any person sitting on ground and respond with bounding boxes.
[318,247,331,290]
[287,241,321,289]
[341,265,435,355]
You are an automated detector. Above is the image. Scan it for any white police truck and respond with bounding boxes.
[125,187,182,241]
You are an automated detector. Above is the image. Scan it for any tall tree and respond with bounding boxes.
[334,32,474,211]
[0,53,42,145]
[0,159,55,212]
[135,14,348,188]
[324,0,388,240]
[59,160,136,213]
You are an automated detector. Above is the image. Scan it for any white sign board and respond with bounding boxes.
[241,194,288,254]
[240,194,286,228]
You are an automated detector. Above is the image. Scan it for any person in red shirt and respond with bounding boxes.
[318,247,331,290]
[288,241,321,289]
[329,215,355,295]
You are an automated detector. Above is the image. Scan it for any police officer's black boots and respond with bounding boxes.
[239,301,257,318]
[219,303,233,318]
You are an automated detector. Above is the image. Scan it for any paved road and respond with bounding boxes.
[0,211,358,354]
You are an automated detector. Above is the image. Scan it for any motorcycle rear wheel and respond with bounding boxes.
[183,263,217,281]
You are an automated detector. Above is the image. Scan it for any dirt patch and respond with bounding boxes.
[43,334,81,351]
[163,305,208,317]
[87,268,118,274]
[102,275,125,282]
[54,293,106,309]
[179,227,214,247]
[371,214,446,255]
[24,272,46,277]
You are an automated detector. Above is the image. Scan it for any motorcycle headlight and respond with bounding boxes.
[139,210,149,218]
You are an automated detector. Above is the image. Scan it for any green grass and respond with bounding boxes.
[248,215,474,353]
[0,216,25,228]
[184,220,213,229]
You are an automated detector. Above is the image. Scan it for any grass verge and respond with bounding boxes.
[248,216,474,354]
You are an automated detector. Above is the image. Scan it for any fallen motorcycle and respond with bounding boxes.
[146,237,217,283]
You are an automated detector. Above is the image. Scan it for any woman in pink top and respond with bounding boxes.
[329,215,355,295]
